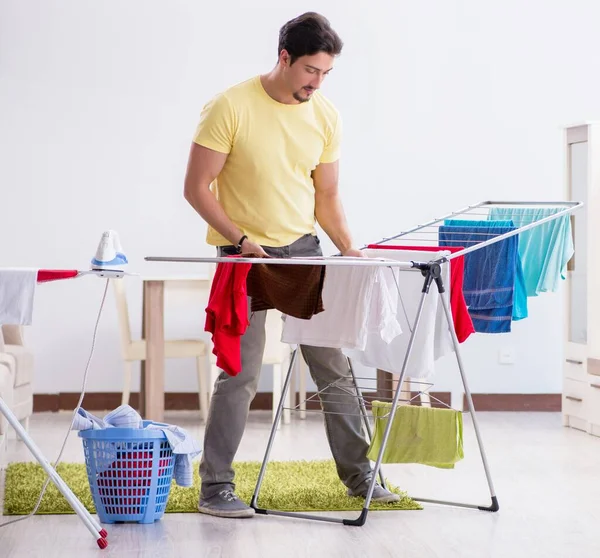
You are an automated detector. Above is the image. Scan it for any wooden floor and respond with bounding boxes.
[0,410,599,557]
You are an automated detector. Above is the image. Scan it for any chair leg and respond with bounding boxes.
[196,356,209,423]
[122,360,133,406]
[451,389,465,411]
[0,434,6,468]
[283,355,293,425]
[392,376,410,407]
[298,352,307,420]
[16,417,30,442]
[418,381,432,407]
[286,352,296,424]
[272,363,282,429]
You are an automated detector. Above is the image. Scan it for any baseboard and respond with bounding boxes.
[465,393,561,412]
[33,392,561,412]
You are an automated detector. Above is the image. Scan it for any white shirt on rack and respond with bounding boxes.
[343,248,454,379]
[280,263,402,350]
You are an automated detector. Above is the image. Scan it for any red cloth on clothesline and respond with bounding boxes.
[367,244,475,343]
[37,269,79,282]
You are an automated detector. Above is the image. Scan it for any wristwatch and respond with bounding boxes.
[236,235,248,253]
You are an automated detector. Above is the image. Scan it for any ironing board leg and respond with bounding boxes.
[0,396,108,548]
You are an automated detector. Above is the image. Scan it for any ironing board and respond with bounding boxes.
[0,267,126,549]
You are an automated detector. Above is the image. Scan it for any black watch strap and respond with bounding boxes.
[236,235,248,253]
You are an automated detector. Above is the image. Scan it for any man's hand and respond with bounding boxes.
[341,247,364,257]
[241,238,270,258]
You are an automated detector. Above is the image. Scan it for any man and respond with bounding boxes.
[184,11,399,519]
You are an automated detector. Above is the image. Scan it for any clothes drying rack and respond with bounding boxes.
[146,199,582,527]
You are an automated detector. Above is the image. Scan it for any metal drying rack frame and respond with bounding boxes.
[145,199,582,527]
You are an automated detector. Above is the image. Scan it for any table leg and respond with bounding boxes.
[376,368,393,399]
[143,280,165,422]
[139,289,146,417]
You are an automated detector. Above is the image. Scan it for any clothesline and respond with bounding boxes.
[0,268,125,326]
[145,255,433,268]
[198,201,578,376]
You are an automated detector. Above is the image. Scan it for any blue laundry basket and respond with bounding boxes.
[79,421,175,524]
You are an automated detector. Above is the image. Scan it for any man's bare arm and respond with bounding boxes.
[313,161,361,256]
[183,143,267,254]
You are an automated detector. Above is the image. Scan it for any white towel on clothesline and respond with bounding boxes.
[280,264,402,350]
[72,405,201,487]
[343,249,454,379]
[0,268,37,325]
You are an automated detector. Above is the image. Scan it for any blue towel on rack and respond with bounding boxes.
[439,219,528,322]
[439,220,527,333]
[488,207,574,296]
[73,405,202,487]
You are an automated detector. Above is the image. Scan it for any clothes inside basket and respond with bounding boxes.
[73,405,201,487]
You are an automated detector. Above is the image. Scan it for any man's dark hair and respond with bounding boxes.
[278,12,343,64]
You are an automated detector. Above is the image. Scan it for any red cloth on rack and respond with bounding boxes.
[204,258,252,376]
[367,244,475,343]
[37,269,79,282]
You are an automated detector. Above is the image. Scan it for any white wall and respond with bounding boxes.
[1,0,599,397]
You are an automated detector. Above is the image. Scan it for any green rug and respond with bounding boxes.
[3,460,421,515]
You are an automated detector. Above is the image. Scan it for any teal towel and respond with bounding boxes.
[367,402,464,469]
[488,207,574,296]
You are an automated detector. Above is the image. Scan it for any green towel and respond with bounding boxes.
[367,401,464,469]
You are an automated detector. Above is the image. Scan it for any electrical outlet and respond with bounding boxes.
[498,348,515,365]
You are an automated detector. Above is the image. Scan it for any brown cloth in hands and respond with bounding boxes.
[242,253,326,319]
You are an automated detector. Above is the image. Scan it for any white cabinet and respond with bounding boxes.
[563,122,600,436]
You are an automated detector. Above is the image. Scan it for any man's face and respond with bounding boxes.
[280,51,335,103]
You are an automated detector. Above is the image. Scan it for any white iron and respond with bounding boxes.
[90,230,128,270]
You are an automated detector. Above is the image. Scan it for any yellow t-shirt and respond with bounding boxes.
[193,75,342,247]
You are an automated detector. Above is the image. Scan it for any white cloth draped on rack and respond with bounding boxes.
[0,268,37,325]
[343,248,454,379]
[281,264,402,350]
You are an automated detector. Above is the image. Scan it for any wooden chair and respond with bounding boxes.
[111,278,210,421]
[263,310,294,426]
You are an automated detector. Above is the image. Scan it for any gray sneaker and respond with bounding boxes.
[347,481,401,503]
[198,489,255,518]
